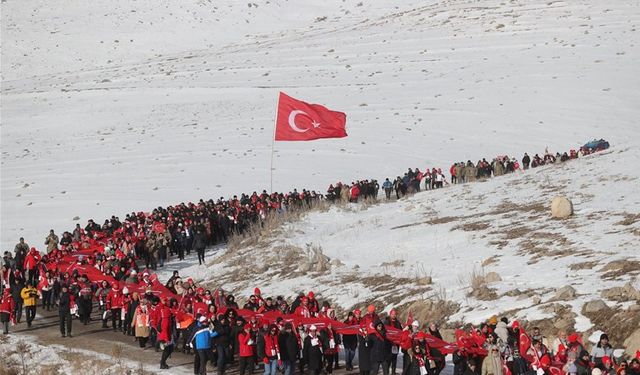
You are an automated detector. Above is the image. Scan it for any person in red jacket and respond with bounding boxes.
[307,292,319,317]
[294,297,311,318]
[157,298,175,369]
[263,324,282,375]
[238,323,256,375]
[1,288,16,334]
[105,283,124,331]
[23,247,41,286]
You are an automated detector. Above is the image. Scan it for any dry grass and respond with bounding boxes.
[396,296,460,328]
[569,261,599,271]
[617,213,640,226]
[600,260,640,280]
[452,221,491,232]
[227,200,330,252]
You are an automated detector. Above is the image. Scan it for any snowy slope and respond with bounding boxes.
[172,147,640,331]
[2,0,639,250]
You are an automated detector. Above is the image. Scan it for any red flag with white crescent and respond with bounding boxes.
[275,92,347,141]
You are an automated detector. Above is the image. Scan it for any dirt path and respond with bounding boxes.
[11,307,197,373]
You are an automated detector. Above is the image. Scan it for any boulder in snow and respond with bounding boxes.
[600,283,640,301]
[583,299,609,313]
[624,328,640,357]
[551,196,573,219]
[554,285,577,300]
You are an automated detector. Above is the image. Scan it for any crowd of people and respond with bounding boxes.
[0,140,621,374]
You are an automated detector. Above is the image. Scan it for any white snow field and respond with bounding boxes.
[3,0,639,249]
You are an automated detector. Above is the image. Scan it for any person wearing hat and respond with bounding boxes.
[189,315,219,375]
[591,334,614,368]
[303,325,323,375]
[481,345,503,375]
[307,291,319,317]
[401,321,420,375]
[238,323,256,375]
[362,305,379,328]
[105,283,124,331]
[132,300,151,348]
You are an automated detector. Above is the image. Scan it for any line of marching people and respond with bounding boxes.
[2,260,639,375]
[378,142,610,201]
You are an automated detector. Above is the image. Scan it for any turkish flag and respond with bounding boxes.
[275,92,347,141]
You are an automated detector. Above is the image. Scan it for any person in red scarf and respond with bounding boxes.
[320,322,340,374]
[369,320,392,375]
[105,283,124,331]
[362,305,379,330]
[385,309,403,375]
[406,343,429,375]
[294,297,311,318]
[307,291,319,317]
[303,325,324,375]
[343,311,361,371]
[262,324,282,375]
[238,323,256,375]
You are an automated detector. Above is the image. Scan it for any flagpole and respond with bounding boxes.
[270,93,280,193]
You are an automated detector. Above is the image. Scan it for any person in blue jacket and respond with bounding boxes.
[190,316,219,375]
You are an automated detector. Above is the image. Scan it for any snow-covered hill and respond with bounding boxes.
[2,0,639,248]
[168,146,640,334]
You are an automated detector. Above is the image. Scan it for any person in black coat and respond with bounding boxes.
[385,311,403,375]
[59,285,72,337]
[406,346,427,375]
[214,314,232,375]
[193,228,207,265]
[358,329,372,375]
[279,323,300,375]
[453,350,468,375]
[369,320,392,375]
[343,313,359,371]
[303,325,323,375]
[10,273,25,324]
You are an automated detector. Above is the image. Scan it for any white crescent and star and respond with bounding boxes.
[288,110,321,133]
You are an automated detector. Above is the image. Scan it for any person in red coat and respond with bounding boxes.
[238,324,256,375]
[105,283,124,331]
[294,297,311,318]
[263,324,282,375]
[157,298,175,369]
[1,288,16,334]
[23,248,41,286]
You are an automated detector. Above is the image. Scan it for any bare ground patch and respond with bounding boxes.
[600,260,640,280]
[582,305,640,350]
[569,261,599,271]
